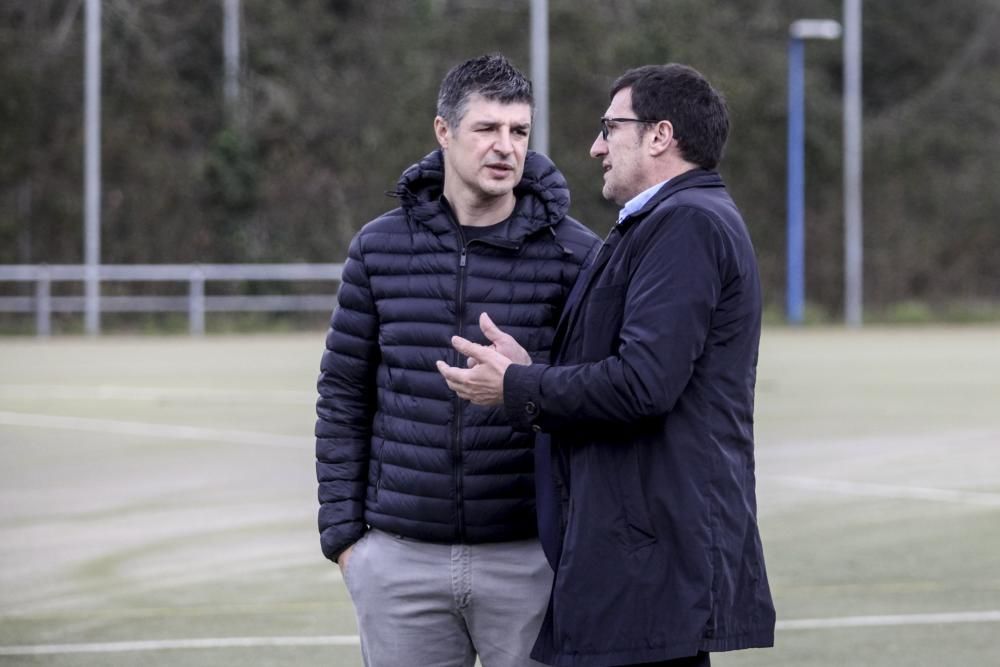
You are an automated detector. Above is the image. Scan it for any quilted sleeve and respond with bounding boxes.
[315,233,380,561]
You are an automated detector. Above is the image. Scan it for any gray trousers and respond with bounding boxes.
[342,529,553,667]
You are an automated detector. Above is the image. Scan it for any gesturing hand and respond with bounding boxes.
[469,312,531,367]
[436,313,530,406]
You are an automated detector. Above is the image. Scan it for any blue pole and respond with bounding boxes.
[786,38,805,325]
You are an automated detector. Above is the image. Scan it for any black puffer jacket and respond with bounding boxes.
[316,149,600,561]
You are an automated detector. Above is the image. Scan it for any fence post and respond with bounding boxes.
[36,266,52,337]
[189,266,205,335]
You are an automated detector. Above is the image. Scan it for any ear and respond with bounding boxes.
[434,116,450,150]
[648,120,675,158]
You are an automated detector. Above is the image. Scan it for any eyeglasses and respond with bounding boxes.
[599,116,657,141]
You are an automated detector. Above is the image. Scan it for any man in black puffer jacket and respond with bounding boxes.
[315,54,599,667]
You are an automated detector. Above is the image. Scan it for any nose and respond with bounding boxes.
[590,133,607,159]
[494,128,513,155]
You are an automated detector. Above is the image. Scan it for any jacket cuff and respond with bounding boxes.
[321,523,365,563]
[503,363,547,432]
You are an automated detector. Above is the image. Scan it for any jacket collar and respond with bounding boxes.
[391,149,572,243]
[616,168,724,233]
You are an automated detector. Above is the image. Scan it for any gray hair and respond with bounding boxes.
[436,54,533,129]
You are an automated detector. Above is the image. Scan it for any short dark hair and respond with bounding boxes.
[436,54,533,129]
[611,64,729,169]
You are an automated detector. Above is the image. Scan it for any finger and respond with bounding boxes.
[479,312,508,344]
[451,335,490,363]
[435,362,473,399]
[437,359,468,385]
[435,359,456,380]
[469,343,496,367]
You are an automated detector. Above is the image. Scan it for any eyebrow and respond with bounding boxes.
[470,120,532,131]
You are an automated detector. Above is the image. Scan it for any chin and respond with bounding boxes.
[482,180,515,197]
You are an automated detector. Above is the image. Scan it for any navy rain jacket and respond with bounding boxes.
[316,149,600,562]
[504,169,776,666]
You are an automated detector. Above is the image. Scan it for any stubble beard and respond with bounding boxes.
[602,178,627,207]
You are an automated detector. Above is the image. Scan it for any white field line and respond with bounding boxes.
[0,384,312,405]
[0,411,305,449]
[0,635,359,655]
[3,610,1000,654]
[768,475,1000,507]
[776,609,1000,630]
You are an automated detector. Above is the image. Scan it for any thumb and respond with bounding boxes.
[479,312,507,345]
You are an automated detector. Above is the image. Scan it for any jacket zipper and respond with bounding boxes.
[452,239,469,541]
[451,230,521,542]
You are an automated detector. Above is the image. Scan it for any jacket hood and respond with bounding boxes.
[392,149,571,236]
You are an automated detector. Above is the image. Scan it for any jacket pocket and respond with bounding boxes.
[619,446,658,551]
[369,437,384,503]
[341,530,369,598]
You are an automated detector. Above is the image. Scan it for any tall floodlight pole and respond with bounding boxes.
[84,0,102,335]
[843,0,863,327]
[786,36,806,325]
[786,19,841,325]
[223,0,241,121]
[530,0,549,156]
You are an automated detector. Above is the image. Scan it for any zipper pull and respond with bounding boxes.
[460,249,467,267]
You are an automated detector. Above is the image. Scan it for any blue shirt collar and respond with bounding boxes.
[616,178,671,225]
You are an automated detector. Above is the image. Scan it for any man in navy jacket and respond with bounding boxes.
[316,54,599,667]
[438,64,775,666]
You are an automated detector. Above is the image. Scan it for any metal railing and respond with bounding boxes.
[0,264,343,336]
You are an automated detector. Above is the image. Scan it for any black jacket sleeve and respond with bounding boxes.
[315,234,380,561]
[504,207,727,432]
